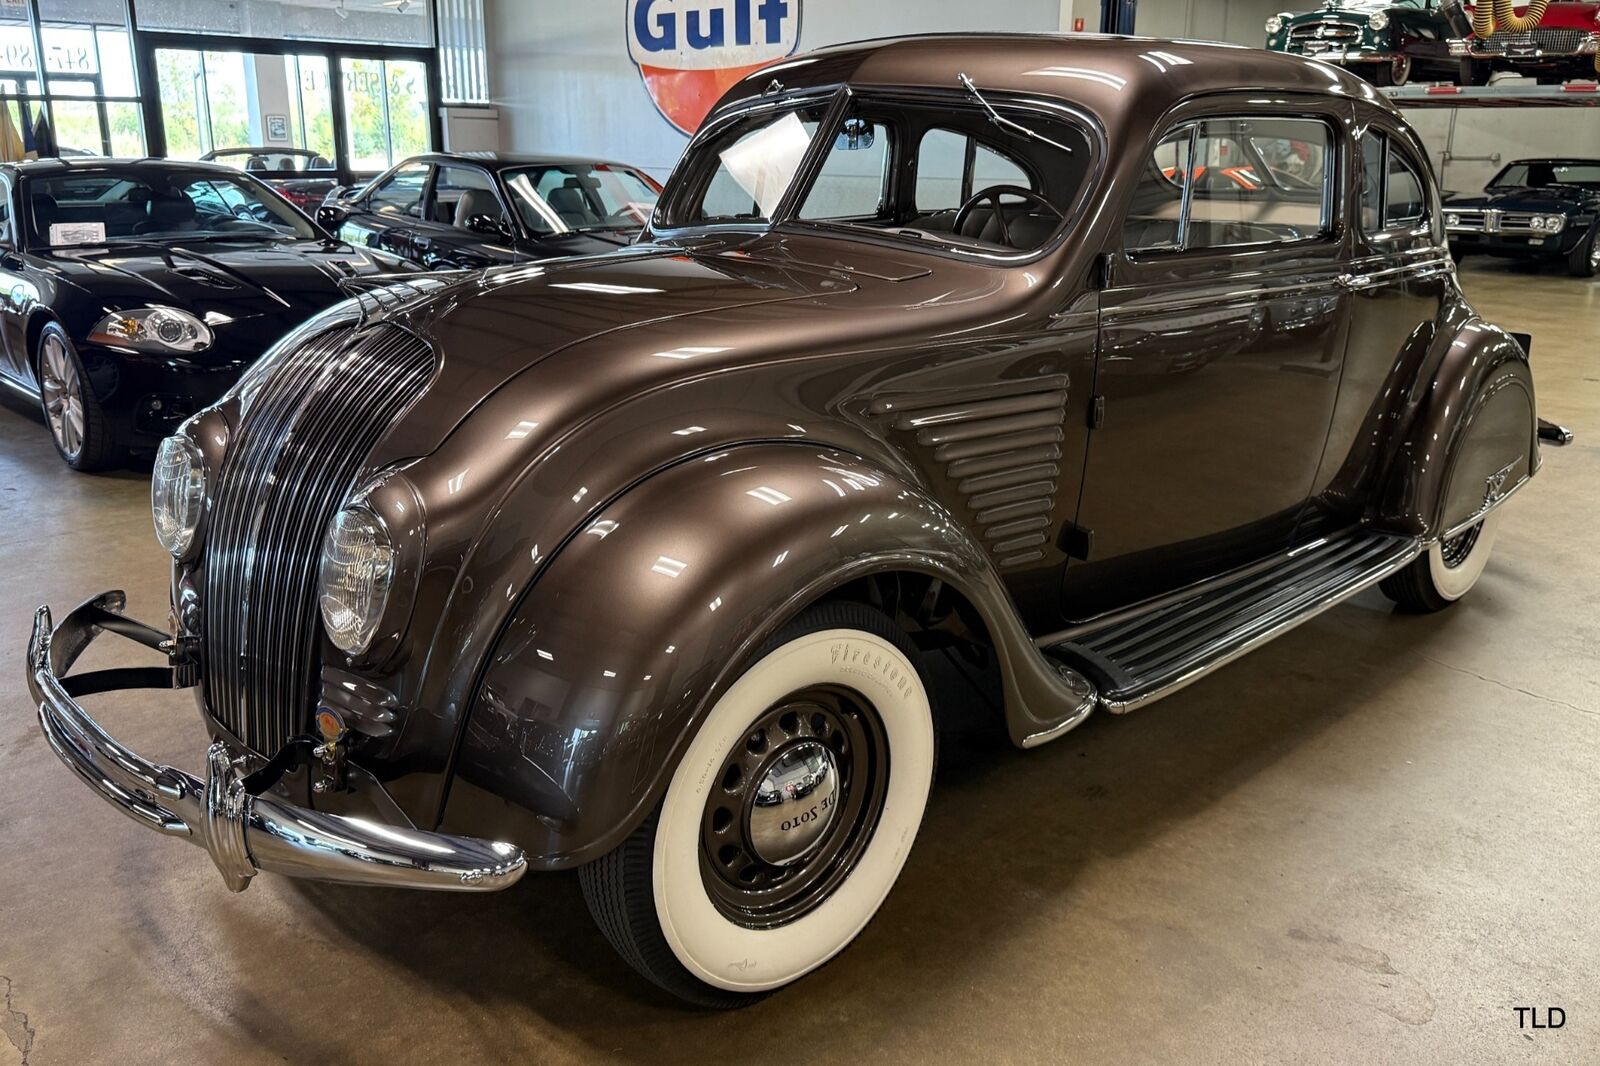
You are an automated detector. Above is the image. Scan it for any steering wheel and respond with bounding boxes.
[952,184,1062,248]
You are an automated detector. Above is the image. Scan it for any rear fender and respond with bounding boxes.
[1377,320,1538,537]
[438,442,1092,868]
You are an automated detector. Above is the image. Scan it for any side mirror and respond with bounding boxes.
[316,204,344,228]
[466,213,509,236]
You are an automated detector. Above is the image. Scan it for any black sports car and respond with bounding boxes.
[315,152,662,270]
[1446,158,1600,276]
[0,158,413,470]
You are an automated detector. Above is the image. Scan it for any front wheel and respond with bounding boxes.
[1381,510,1502,613]
[1567,225,1599,278]
[37,322,116,471]
[580,601,935,1007]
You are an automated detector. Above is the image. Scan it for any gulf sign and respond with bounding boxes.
[628,0,801,135]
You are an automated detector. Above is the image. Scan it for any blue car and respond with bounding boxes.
[1446,158,1600,277]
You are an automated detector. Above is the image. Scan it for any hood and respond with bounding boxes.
[363,233,952,463]
[529,229,643,256]
[1447,186,1600,211]
[42,237,406,329]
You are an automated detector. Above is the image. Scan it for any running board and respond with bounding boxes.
[1043,531,1421,714]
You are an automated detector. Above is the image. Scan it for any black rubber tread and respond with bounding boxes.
[578,599,928,1009]
[1566,226,1598,278]
[1379,553,1454,613]
[38,323,118,472]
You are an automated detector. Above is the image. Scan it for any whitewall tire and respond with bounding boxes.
[1381,509,1502,612]
[580,601,935,1006]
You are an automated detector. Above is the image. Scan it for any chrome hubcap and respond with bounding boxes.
[1589,238,1599,269]
[699,686,888,929]
[747,741,840,866]
[39,335,84,459]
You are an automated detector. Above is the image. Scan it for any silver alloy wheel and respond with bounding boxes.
[1590,234,1599,270]
[39,333,85,460]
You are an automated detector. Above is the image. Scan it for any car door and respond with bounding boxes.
[1305,117,1454,525]
[411,162,514,269]
[0,172,38,384]
[1063,105,1351,618]
[339,161,430,260]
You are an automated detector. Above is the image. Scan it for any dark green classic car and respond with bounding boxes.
[1266,0,1479,85]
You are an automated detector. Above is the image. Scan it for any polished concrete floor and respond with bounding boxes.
[1,259,1595,1065]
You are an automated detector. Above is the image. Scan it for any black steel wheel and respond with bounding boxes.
[580,600,935,1007]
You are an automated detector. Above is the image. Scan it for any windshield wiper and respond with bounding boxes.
[958,73,1075,156]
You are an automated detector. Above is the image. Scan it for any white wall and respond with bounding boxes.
[484,0,1064,179]
[483,0,1600,192]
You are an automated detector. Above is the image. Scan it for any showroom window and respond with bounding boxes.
[1126,117,1333,253]
[0,0,145,157]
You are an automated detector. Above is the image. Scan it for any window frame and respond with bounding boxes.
[1359,128,1438,244]
[0,174,16,249]
[1123,113,1340,260]
[424,162,506,229]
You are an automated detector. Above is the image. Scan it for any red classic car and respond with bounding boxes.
[1454,0,1600,83]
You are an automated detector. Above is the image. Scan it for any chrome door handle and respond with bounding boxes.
[1338,273,1374,290]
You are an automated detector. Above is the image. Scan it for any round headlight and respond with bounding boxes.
[151,435,205,556]
[1266,15,1285,34]
[1544,215,1566,232]
[1368,11,1389,30]
[1446,212,1461,227]
[318,504,396,656]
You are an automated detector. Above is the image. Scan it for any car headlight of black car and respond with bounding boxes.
[151,434,206,557]
[1530,215,1566,233]
[89,307,214,354]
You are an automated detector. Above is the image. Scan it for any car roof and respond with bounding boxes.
[1501,158,1600,166]
[397,151,641,172]
[714,33,1395,125]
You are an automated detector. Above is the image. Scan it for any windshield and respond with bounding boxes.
[26,168,317,247]
[206,150,335,176]
[662,94,1093,255]
[1491,161,1600,190]
[502,164,661,235]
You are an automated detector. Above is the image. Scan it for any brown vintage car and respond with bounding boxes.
[28,35,1540,1006]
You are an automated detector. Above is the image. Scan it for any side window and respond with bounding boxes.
[0,176,11,246]
[1124,126,1194,252]
[1186,118,1331,249]
[429,165,502,226]
[972,141,1029,191]
[1359,131,1432,234]
[1125,117,1332,253]
[1384,146,1426,227]
[797,119,892,221]
[913,128,1033,214]
[367,163,429,218]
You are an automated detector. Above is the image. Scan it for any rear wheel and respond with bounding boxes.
[580,601,936,1007]
[37,323,115,472]
[1567,224,1600,278]
[1381,510,1502,613]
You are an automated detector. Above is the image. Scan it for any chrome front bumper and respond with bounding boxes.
[26,592,527,893]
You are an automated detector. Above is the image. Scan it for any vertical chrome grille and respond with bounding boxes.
[202,323,435,754]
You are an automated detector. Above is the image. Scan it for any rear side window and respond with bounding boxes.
[1359,130,1431,233]
[429,165,502,226]
[1125,116,1333,253]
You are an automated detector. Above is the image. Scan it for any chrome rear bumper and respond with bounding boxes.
[26,592,527,893]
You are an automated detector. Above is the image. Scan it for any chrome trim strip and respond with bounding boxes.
[1097,539,1422,714]
[1019,682,1096,749]
[26,598,527,893]
[1439,472,1531,541]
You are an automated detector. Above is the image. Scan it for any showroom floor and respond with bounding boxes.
[1,260,1595,1066]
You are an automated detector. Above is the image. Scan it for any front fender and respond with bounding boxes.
[1377,320,1538,537]
[437,442,1091,868]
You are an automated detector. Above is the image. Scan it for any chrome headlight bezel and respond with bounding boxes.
[317,473,424,662]
[1266,14,1285,35]
[151,433,206,557]
[89,306,214,354]
[1368,11,1389,32]
[1543,214,1567,233]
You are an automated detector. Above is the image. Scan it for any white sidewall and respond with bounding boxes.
[653,627,934,993]
[1429,509,1502,601]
